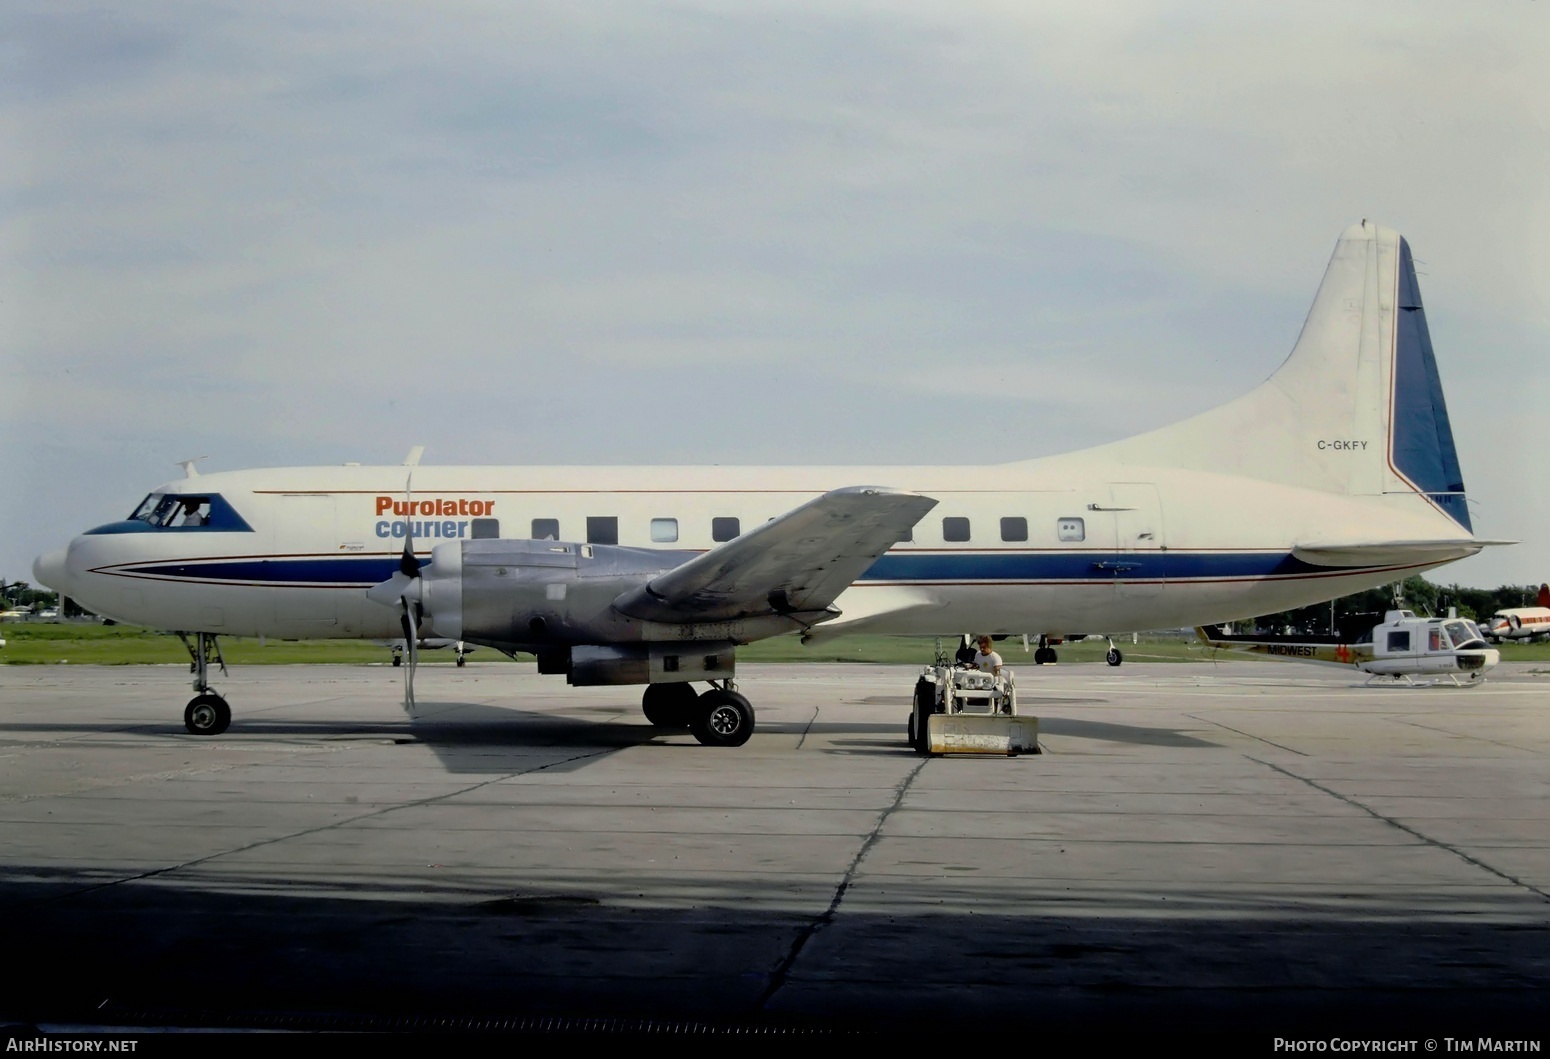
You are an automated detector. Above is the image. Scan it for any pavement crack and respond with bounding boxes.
[1186,714,1307,756]
[794,707,821,751]
[1391,717,1537,754]
[1249,755,1550,904]
[758,756,929,1012]
[31,745,621,907]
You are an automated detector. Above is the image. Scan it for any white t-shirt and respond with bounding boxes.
[972,650,1003,672]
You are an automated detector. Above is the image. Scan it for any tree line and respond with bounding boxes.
[1246,577,1543,638]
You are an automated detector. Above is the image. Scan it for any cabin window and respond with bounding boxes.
[1000,517,1028,542]
[470,518,500,539]
[651,518,679,543]
[531,518,560,541]
[942,517,971,543]
[1057,517,1085,542]
[587,516,619,546]
[712,517,740,542]
[1386,630,1410,652]
[1428,627,1444,652]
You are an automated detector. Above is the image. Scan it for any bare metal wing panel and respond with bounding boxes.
[612,486,937,623]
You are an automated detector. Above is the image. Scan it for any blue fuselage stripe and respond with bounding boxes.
[110,550,1358,587]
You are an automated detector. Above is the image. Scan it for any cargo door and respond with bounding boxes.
[272,494,339,628]
[1099,483,1165,600]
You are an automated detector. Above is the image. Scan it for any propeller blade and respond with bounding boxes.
[401,602,419,715]
[399,472,421,578]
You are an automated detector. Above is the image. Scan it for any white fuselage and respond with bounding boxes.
[38,456,1475,645]
[1486,607,1550,643]
[1361,615,1499,678]
[1200,613,1499,680]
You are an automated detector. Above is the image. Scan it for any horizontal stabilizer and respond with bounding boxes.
[1291,538,1514,569]
[613,487,937,624]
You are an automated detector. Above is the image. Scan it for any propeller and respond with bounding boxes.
[365,475,423,714]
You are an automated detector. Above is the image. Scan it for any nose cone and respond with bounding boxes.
[33,548,70,593]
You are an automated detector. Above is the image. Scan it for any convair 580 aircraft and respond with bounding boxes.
[34,222,1504,745]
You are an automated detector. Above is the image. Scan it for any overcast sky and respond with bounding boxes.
[3,1,1546,590]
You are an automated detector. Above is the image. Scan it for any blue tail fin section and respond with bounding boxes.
[1391,238,1470,532]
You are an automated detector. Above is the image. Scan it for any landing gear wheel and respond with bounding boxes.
[184,693,231,736]
[910,678,934,754]
[690,689,755,747]
[1106,648,1123,667]
[1035,646,1058,665]
[455,654,466,668]
[642,683,698,729]
[392,654,403,668]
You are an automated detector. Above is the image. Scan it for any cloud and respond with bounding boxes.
[3,1,1545,586]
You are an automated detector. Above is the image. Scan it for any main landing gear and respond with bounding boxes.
[1033,634,1059,666]
[177,631,231,736]
[641,681,755,748]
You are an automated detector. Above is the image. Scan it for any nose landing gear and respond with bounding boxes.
[177,631,231,735]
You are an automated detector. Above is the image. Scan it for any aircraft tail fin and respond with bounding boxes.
[1073,222,1471,532]
[1538,584,1550,608]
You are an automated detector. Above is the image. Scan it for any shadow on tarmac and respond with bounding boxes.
[2,867,1546,1037]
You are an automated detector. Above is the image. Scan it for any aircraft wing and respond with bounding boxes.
[612,486,937,624]
[1291,538,1516,569]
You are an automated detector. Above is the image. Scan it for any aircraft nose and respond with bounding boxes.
[33,548,70,593]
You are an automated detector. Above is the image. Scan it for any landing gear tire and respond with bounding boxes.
[392,654,403,668]
[1035,646,1057,665]
[910,678,935,754]
[455,654,466,668]
[184,693,231,736]
[690,689,755,747]
[642,682,698,729]
[1106,648,1123,667]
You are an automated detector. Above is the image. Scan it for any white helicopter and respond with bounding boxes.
[1196,610,1500,685]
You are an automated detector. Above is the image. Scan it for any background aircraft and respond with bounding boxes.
[1484,584,1550,643]
[384,637,472,668]
[1196,612,1499,685]
[33,223,1505,743]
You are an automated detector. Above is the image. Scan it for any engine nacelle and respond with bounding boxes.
[420,538,684,646]
[411,538,817,684]
[568,643,735,686]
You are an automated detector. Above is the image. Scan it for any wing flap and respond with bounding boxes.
[613,487,937,623]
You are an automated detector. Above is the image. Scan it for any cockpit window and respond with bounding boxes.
[1445,620,1486,650]
[119,493,251,532]
[134,495,209,527]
